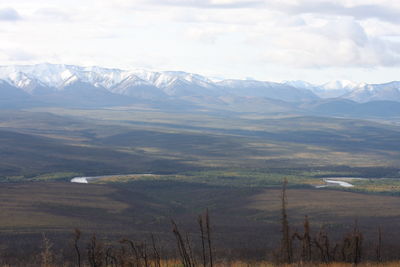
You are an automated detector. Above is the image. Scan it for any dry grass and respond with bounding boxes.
[160,261,400,266]
[0,182,129,230]
[249,188,400,219]
[8,261,394,267]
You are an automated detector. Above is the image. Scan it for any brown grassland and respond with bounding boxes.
[1,181,400,266]
[0,109,400,266]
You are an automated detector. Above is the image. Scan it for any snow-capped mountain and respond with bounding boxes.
[286,79,400,102]
[0,63,221,97]
[320,80,365,91]
[316,80,364,98]
[284,80,316,91]
[0,63,318,103]
[109,74,160,99]
[218,79,318,102]
[0,63,128,89]
[285,80,364,99]
[342,81,400,103]
[0,63,400,109]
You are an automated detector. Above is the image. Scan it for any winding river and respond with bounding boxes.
[314,177,369,188]
[71,174,156,184]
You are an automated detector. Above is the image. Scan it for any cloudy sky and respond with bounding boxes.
[1,0,400,83]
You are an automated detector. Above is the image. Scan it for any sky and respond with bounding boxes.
[1,0,400,84]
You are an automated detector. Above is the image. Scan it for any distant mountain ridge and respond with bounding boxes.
[0,63,400,116]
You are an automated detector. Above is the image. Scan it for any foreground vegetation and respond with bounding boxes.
[2,181,400,267]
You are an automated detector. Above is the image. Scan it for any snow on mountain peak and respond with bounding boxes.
[61,69,74,81]
[62,74,79,87]
[1,63,400,103]
[4,71,47,93]
[0,64,218,95]
[9,64,125,89]
[321,80,366,90]
[284,80,316,90]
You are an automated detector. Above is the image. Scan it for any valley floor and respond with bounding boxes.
[0,109,400,266]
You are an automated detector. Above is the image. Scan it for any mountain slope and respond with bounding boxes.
[0,63,320,106]
[0,63,400,117]
[302,99,400,117]
[343,81,400,103]
[217,79,318,102]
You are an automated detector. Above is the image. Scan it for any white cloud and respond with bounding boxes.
[261,18,400,68]
[0,8,22,21]
[33,8,73,21]
[316,18,368,46]
[0,48,36,61]
[2,0,400,83]
[186,27,222,43]
[269,0,400,24]
[143,0,264,9]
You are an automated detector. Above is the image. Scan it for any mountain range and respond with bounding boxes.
[0,63,399,117]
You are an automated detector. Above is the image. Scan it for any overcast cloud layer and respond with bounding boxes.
[1,0,400,83]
